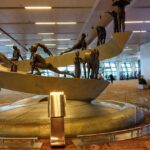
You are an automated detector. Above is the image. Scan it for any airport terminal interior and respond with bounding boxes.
[0,0,150,149]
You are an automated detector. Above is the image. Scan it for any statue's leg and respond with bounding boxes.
[83,63,86,79]
[118,16,121,32]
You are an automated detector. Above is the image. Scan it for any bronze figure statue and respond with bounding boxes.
[83,49,99,79]
[11,45,23,61]
[106,11,119,33]
[74,51,83,78]
[112,0,130,32]
[60,33,87,55]
[30,53,75,77]
[30,43,53,59]
[0,52,17,72]
[96,26,106,46]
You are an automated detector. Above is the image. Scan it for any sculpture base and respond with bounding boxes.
[0,98,144,138]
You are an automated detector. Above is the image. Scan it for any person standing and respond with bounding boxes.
[109,74,114,84]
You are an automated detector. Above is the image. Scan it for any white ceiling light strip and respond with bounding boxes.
[35,22,77,25]
[25,6,52,10]
[133,30,147,33]
[125,20,150,24]
[38,33,54,35]
[43,39,71,41]
[0,39,11,42]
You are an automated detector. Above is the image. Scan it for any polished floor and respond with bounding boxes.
[0,79,150,149]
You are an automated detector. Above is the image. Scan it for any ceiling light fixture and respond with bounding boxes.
[57,48,68,50]
[133,30,147,33]
[25,6,52,10]
[35,22,55,25]
[56,22,77,25]
[45,44,56,46]
[125,21,144,24]
[35,22,77,25]
[125,20,150,24]
[5,44,14,47]
[43,39,71,41]
[0,39,11,42]
[38,33,54,35]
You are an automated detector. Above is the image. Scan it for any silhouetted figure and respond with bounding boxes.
[30,53,74,77]
[60,33,87,55]
[83,49,99,79]
[30,43,53,59]
[96,26,106,46]
[138,75,147,85]
[106,11,119,32]
[112,0,130,32]
[74,51,83,78]
[109,74,114,84]
[11,46,23,61]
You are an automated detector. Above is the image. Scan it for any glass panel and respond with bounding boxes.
[121,64,125,67]
[104,63,110,67]
[126,64,130,67]
[112,68,116,71]
[110,63,115,67]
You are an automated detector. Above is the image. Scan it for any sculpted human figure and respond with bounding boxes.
[106,11,119,33]
[30,53,75,77]
[96,26,106,46]
[74,51,83,78]
[0,52,17,72]
[60,33,87,55]
[83,49,99,79]
[30,43,53,59]
[112,0,130,32]
[11,45,23,61]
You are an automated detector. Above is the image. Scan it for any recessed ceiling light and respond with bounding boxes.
[57,48,68,50]
[35,22,55,25]
[43,39,71,41]
[125,21,144,24]
[25,6,52,10]
[45,44,56,46]
[0,39,11,42]
[35,22,77,25]
[38,33,54,35]
[133,30,147,33]
[125,20,150,24]
[56,22,77,25]
[5,44,13,47]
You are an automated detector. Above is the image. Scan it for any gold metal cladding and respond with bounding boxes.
[50,118,65,147]
[49,92,66,147]
[49,92,66,117]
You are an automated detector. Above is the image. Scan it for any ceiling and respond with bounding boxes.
[0,0,149,58]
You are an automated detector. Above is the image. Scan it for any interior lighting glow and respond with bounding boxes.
[35,22,55,25]
[35,22,77,25]
[25,6,52,10]
[133,30,147,33]
[38,33,54,35]
[43,39,71,41]
[56,22,77,25]
[0,39,11,42]
[125,20,150,24]
[45,44,56,46]
[5,44,13,47]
